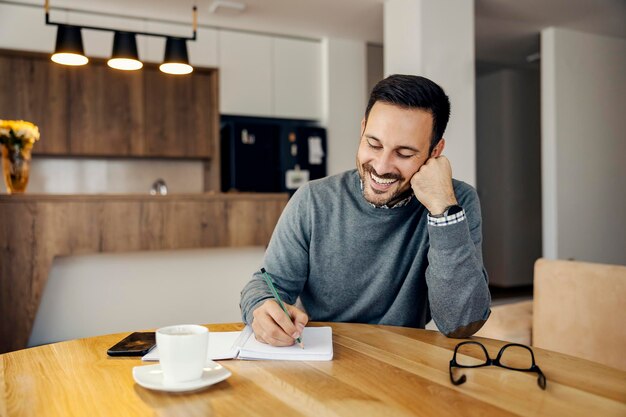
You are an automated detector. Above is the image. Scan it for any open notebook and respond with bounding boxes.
[143,325,333,361]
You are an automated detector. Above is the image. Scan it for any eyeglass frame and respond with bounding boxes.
[449,341,547,390]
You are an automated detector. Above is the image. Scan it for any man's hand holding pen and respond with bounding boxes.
[252,299,309,346]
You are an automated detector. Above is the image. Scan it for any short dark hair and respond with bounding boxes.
[365,74,451,153]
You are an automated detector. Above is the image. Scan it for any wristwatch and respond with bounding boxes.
[429,204,463,218]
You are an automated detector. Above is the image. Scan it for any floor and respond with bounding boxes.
[471,284,535,344]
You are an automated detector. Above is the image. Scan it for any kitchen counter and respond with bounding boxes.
[0,192,287,201]
[0,192,289,353]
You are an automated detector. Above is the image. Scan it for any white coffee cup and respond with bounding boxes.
[156,324,209,384]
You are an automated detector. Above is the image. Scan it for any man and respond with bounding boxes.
[240,74,491,346]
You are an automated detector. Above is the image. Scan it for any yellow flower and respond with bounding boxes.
[0,119,40,145]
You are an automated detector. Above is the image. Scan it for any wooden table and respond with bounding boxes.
[0,323,624,417]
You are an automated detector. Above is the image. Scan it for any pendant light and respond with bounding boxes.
[45,1,198,74]
[159,37,193,75]
[107,31,143,71]
[50,24,88,66]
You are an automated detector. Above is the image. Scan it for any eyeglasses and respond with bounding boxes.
[449,341,547,390]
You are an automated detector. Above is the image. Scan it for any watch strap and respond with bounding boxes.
[429,204,462,218]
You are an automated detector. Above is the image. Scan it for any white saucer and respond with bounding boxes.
[133,361,232,393]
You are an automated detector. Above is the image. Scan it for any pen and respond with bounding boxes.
[260,268,304,349]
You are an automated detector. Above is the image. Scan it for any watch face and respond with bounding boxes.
[446,205,463,216]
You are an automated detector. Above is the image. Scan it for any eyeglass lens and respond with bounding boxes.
[497,345,534,370]
[454,342,489,366]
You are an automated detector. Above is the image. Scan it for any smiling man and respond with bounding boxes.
[240,74,491,346]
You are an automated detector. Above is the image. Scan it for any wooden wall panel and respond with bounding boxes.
[0,50,219,165]
[0,52,69,154]
[0,193,288,353]
[143,68,214,158]
[225,199,286,246]
[68,64,145,156]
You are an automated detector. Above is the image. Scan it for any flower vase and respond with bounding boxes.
[2,142,33,194]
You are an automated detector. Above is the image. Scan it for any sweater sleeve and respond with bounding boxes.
[239,184,312,325]
[425,182,491,337]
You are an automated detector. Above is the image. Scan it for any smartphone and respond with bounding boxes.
[107,332,156,357]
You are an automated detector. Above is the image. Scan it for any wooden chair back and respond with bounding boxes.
[533,258,626,371]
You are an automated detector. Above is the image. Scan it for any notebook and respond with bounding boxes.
[142,325,333,362]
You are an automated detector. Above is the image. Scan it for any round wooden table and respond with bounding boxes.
[1,323,624,416]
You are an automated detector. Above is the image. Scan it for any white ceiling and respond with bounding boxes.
[33,0,626,67]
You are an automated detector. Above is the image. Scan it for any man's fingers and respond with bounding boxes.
[287,304,309,331]
[267,304,300,338]
[251,300,303,346]
[252,313,295,346]
[253,326,295,346]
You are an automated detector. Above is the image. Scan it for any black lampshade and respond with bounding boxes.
[51,24,88,66]
[164,37,189,63]
[160,37,193,75]
[108,31,143,70]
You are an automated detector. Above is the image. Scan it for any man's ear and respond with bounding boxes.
[360,118,366,137]
[430,138,446,157]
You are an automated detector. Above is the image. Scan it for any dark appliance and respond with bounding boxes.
[220,116,327,194]
[220,120,281,192]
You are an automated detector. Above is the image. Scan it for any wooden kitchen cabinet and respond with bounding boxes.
[68,62,145,156]
[144,66,215,158]
[0,52,69,154]
[0,192,289,354]
[0,50,218,161]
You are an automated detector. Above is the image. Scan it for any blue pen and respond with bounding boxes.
[260,268,304,348]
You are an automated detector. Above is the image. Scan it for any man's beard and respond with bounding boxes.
[358,162,411,207]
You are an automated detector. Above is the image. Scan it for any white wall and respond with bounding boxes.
[4,158,204,194]
[384,0,476,186]
[322,38,367,175]
[541,28,626,265]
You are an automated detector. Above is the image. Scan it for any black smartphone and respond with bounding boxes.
[107,332,156,357]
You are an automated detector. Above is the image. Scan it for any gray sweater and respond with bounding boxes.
[240,170,491,337]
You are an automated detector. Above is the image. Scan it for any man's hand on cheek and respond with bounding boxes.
[410,155,457,215]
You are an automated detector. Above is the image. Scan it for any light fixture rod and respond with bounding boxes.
[193,5,198,34]
[44,3,197,41]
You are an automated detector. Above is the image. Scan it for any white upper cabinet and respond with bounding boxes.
[273,38,322,120]
[218,30,323,120]
[218,30,273,117]
[0,3,57,53]
[188,27,218,68]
